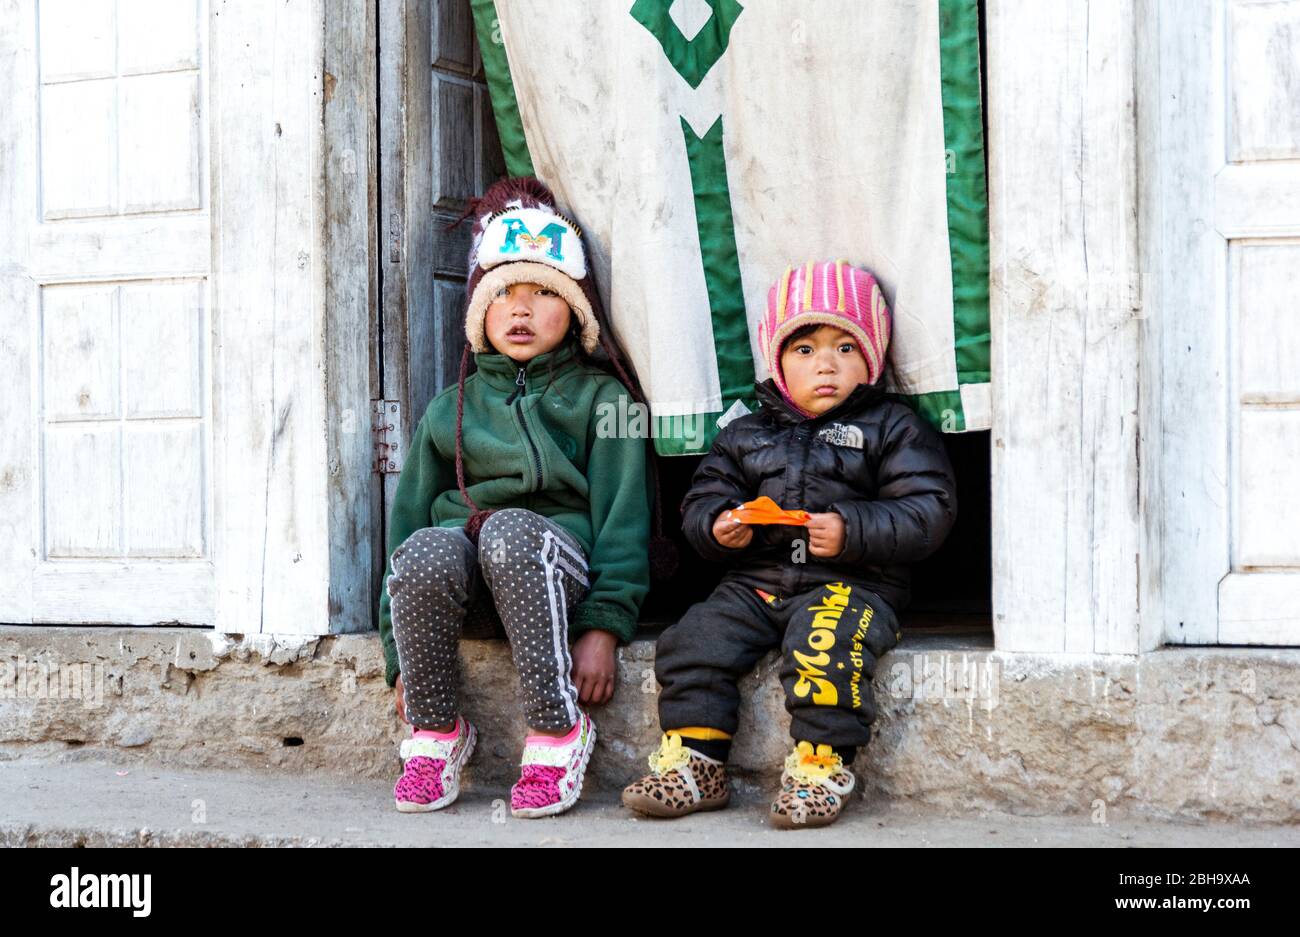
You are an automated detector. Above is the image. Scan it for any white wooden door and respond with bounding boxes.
[0,0,214,625]
[1153,0,1300,644]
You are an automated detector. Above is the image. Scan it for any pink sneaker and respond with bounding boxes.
[393,717,477,812]
[510,711,596,818]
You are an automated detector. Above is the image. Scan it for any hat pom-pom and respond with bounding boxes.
[464,509,495,545]
[649,534,679,582]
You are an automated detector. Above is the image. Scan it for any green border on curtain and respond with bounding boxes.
[653,413,723,457]
[469,0,533,177]
[888,388,970,433]
[680,115,755,423]
[938,0,992,389]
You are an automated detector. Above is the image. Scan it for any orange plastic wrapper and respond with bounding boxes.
[725,496,811,526]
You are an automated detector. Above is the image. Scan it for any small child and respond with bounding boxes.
[622,260,958,829]
[379,177,654,818]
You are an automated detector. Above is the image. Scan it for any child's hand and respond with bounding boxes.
[712,509,754,549]
[394,673,408,724]
[571,629,618,706]
[806,511,847,557]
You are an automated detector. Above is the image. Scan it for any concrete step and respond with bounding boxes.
[4,758,1295,847]
[2,625,1299,824]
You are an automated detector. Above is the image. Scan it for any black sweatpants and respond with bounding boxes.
[654,578,901,750]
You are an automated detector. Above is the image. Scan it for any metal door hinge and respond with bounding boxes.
[372,400,404,474]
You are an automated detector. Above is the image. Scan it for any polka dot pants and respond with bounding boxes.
[387,508,590,732]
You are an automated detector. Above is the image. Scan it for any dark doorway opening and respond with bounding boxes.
[639,431,992,637]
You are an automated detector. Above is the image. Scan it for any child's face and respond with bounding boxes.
[779,325,869,415]
[485,281,573,363]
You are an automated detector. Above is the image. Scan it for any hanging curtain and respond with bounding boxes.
[470,0,991,454]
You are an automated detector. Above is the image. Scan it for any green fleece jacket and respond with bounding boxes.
[377,336,652,687]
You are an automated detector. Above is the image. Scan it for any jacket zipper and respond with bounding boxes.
[505,366,526,405]
[508,365,544,489]
[785,425,813,595]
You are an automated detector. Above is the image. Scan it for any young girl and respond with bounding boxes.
[378,177,659,818]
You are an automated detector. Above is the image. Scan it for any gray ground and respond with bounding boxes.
[2,757,1296,847]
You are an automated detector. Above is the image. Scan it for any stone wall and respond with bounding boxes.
[1,626,1297,822]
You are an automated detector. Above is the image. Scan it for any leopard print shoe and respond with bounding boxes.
[621,732,730,818]
[769,741,856,830]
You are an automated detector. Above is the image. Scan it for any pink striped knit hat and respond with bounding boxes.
[757,260,892,409]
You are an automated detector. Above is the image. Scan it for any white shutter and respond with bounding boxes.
[1154,0,1300,644]
[0,0,214,624]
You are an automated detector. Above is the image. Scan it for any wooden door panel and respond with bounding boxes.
[0,0,213,625]
[376,0,506,616]
[1158,0,1300,644]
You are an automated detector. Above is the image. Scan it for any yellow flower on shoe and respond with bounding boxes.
[771,741,855,829]
[784,741,842,785]
[650,731,692,775]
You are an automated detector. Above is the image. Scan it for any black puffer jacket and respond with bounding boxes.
[681,373,958,614]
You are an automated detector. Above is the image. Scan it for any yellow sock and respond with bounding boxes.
[666,726,732,762]
[669,726,733,741]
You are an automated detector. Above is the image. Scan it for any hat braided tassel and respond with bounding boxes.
[454,342,494,545]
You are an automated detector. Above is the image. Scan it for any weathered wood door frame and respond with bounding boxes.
[988,0,1144,654]
[374,0,505,624]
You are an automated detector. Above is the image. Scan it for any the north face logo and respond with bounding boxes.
[817,423,863,449]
